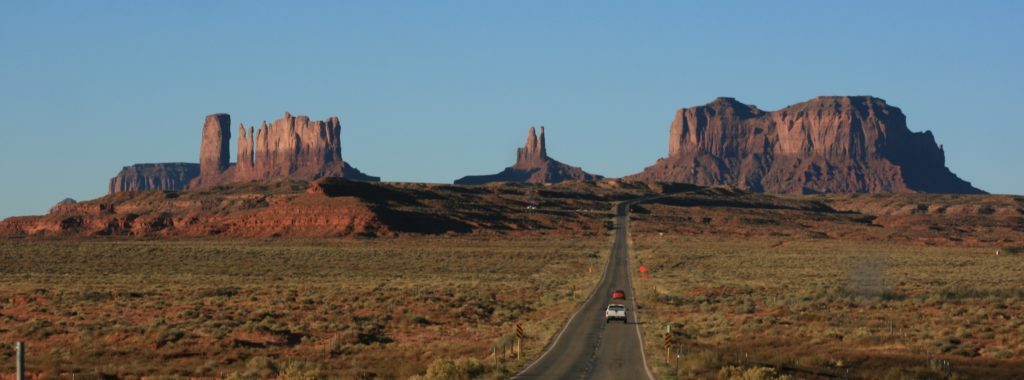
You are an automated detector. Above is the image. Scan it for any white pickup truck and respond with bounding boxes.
[605,304,627,324]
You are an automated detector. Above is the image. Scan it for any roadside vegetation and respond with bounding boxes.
[0,236,608,379]
[631,232,1024,379]
[3,185,1021,379]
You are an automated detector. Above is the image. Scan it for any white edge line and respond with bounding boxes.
[512,203,621,378]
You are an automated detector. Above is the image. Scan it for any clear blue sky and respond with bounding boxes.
[1,1,1021,218]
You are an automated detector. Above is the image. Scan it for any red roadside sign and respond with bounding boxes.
[638,265,647,273]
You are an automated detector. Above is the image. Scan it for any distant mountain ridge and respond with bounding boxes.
[455,127,602,185]
[626,96,983,194]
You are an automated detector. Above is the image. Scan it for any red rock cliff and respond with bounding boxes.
[627,96,983,194]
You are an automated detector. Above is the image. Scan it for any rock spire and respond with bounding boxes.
[516,126,548,165]
[199,114,231,176]
[455,126,601,185]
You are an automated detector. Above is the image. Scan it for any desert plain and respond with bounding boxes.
[1,180,1022,379]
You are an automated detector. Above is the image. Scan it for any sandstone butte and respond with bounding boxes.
[625,96,984,194]
[454,126,603,184]
[191,112,379,187]
[108,112,378,193]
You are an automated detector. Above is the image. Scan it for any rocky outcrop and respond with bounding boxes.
[49,198,77,214]
[200,114,232,176]
[626,96,984,194]
[455,127,602,184]
[109,163,200,193]
[191,112,379,187]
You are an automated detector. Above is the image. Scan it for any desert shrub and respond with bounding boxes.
[411,357,486,380]
[200,286,240,298]
[79,290,113,302]
[224,372,257,380]
[92,370,120,380]
[657,293,688,305]
[23,318,54,337]
[793,354,831,369]
[224,356,287,380]
[881,367,945,380]
[930,336,981,357]
[244,356,278,377]
[156,327,186,347]
[115,291,146,299]
[277,362,323,380]
[177,308,199,319]
[406,314,431,325]
[734,301,756,314]
[717,366,792,380]
[678,349,721,374]
[951,343,981,357]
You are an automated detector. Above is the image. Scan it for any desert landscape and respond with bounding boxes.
[2,96,1021,379]
[0,234,606,378]
[3,3,1022,380]
[2,179,1022,378]
[629,191,1024,379]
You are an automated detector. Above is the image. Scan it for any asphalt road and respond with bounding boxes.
[514,201,654,380]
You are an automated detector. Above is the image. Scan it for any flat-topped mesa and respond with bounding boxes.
[628,96,983,194]
[190,112,378,188]
[109,163,200,193]
[455,126,602,185]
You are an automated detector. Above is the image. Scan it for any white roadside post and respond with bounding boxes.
[16,341,25,380]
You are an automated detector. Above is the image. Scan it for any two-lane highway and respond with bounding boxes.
[514,201,654,380]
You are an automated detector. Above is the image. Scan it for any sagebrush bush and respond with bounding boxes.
[411,357,486,380]
[717,366,792,380]
[678,349,721,374]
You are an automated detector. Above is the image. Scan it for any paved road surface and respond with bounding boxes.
[514,201,654,380]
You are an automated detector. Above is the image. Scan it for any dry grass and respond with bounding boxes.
[0,236,609,379]
[630,233,1024,379]
[3,185,1020,379]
